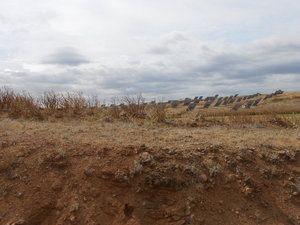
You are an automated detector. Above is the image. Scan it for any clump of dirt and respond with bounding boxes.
[1,128,300,225]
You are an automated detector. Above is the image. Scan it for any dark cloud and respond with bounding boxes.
[42,47,90,66]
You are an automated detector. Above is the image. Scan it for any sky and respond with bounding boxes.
[1,0,300,102]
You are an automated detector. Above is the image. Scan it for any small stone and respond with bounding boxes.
[84,169,93,177]
[15,220,26,225]
[71,203,79,212]
[139,152,153,163]
[185,205,191,216]
[219,200,223,205]
[292,192,298,196]
[51,180,62,191]
[245,187,255,195]
[195,215,205,222]
[288,177,296,182]
[90,187,100,197]
[199,174,207,183]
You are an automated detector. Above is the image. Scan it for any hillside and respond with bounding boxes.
[0,90,300,225]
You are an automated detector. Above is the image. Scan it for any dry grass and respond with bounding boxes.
[0,87,168,123]
[200,110,300,128]
[1,86,300,129]
[1,89,300,225]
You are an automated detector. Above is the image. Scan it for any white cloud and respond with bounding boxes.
[0,0,300,101]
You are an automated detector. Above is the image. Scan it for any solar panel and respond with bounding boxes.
[204,96,215,101]
[203,101,212,108]
[245,100,255,108]
[252,98,261,106]
[222,100,229,105]
[186,103,198,111]
[214,101,222,107]
[232,104,243,111]
[157,102,167,108]
[275,90,284,95]
[236,97,243,102]
[229,98,236,104]
[183,98,192,106]
[171,100,180,108]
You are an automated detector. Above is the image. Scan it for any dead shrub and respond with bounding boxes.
[38,91,62,115]
[269,114,295,128]
[61,91,86,115]
[108,93,147,119]
[121,93,146,118]
[109,96,122,118]
[0,86,42,119]
[146,103,166,123]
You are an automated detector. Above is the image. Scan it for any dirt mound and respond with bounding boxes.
[1,124,300,225]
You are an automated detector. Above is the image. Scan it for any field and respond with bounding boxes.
[1,88,300,225]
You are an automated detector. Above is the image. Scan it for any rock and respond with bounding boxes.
[15,220,26,225]
[71,203,79,212]
[185,205,191,216]
[253,211,268,223]
[245,187,255,196]
[194,214,205,223]
[53,161,70,168]
[199,174,207,183]
[84,168,94,177]
[51,180,62,191]
[90,187,100,197]
[244,177,255,188]
[139,144,146,151]
[168,150,176,155]
[139,152,153,163]
[70,216,76,222]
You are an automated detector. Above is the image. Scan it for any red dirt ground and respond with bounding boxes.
[1,117,300,225]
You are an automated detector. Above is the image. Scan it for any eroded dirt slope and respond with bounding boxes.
[1,118,300,225]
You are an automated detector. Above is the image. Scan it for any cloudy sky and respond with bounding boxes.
[1,0,300,102]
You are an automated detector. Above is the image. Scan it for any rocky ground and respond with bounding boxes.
[0,116,300,225]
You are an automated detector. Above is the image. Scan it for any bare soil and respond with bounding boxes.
[1,92,300,225]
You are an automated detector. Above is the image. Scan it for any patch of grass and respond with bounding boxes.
[0,184,8,196]
[209,164,221,177]
[56,149,66,158]
[130,160,143,178]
